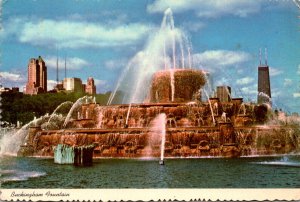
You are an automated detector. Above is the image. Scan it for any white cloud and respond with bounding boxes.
[183,21,205,32]
[293,93,300,98]
[237,69,244,74]
[104,58,128,70]
[283,78,293,87]
[240,86,257,95]
[272,88,282,98]
[214,77,229,86]
[193,50,251,71]
[5,18,153,49]
[94,79,110,93]
[0,71,23,82]
[0,71,26,91]
[147,0,262,18]
[0,18,24,39]
[44,56,90,70]
[236,77,254,85]
[269,67,283,76]
[47,80,57,90]
[94,79,107,86]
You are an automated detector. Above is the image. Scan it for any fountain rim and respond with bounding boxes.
[153,68,208,74]
[104,102,201,107]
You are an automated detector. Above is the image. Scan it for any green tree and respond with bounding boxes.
[1,91,124,126]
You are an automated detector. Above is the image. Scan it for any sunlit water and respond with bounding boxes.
[1,155,300,188]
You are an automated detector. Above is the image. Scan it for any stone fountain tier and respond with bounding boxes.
[149,69,206,103]
[65,100,272,131]
[20,93,300,159]
[23,124,299,158]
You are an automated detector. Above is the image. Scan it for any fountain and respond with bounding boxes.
[125,103,132,128]
[8,8,299,160]
[63,96,93,128]
[107,9,193,105]
[47,101,73,128]
[202,88,216,126]
[0,114,50,156]
[151,113,167,165]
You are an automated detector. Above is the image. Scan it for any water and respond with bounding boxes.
[202,88,216,125]
[0,115,50,156]
[1,169,46,184]
[1,155,300,188]
[108,8,195,104]
[46,101,73,128]
[258,92,272,104]
[63,96,93,127]
[125,103,132,126]
[253,156,300,167]
[161,8,176,69]
[157,114,167,162]
[238,103,246,115]
[150,114,167,162]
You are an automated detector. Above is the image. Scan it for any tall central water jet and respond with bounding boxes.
[108,8,194,104]
[161,8,176,70]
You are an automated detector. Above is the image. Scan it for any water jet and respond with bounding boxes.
[159,160,165,165]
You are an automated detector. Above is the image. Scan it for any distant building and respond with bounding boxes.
[25,56,47,95]
[0,86,20,93]
[257,49,272,104]
[12,87,19,92]
[63,78,84,93]
[85,77,96,95]
[257,65,271,104]
[216,86,231,102]
[60,77,96,94]
[51,56,96,94]
[55,83,64,91]
[0,86,10,93]
[257,50,271,104]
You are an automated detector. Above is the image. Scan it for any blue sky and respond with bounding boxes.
[0,0,300,113]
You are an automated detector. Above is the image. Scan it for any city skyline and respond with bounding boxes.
[0,0,300,113]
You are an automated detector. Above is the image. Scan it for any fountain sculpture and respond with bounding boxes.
[7,9,300,160]
[16,72,300,159]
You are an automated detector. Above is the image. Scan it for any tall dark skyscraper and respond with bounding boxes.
[257,49,271,104]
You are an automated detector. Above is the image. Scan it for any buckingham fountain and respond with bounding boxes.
[3,9,300,164]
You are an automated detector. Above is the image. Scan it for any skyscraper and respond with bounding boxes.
[257,49,271,104]
[217,86,231,102]
[25,56,47,95]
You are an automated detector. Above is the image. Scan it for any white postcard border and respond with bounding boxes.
[1,188,300,201]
